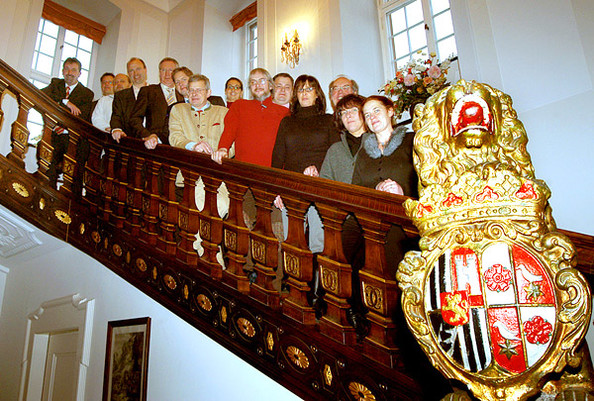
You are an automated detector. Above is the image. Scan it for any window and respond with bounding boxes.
[380,0,457,75]
[246,19,258,76]
[28,18,97,143]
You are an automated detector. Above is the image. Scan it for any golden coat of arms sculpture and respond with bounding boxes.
[396,80,593,400]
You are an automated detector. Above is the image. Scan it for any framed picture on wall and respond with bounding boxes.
[102,317,151,401]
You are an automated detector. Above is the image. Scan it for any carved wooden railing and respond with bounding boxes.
[0,58,592,400]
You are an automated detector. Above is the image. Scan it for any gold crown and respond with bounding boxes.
[405,166,551,237]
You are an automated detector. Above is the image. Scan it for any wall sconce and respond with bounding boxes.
[280,30,301,68]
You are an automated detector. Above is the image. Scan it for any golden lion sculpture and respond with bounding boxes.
[397,80,593,400]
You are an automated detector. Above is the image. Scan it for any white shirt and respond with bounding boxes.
[91,94,114,132]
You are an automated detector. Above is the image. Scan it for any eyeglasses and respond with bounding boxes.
[249,78,268,86]
[363,107,384,119]
[338,107,359,118]
[188,88,208,94]
[226,85,241,90]
[330,84,351,94]
[297,86,315,93]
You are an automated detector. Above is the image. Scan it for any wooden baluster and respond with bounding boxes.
[81,139,104,214]
[35,115,56,182]
[221,181,250,293]
[111,150,129,228]
[156,163,178,254]
[57,127,90,198]
[123,154,144,237]
[98,147,115,221]
[248,188,282,308]
[356,214,402,367]
[176,167,200,267]
[280,196,316,324]
[6,95,33,168]
[0,80,6,128]
[316,204,357,344]
[198,174,224,280]
[140,160,160,246]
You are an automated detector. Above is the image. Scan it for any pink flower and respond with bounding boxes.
[403,74,416,86]
[427,65,442,79]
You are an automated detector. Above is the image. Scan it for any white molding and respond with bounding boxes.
[18,294,95,401]
[0,208,42,258]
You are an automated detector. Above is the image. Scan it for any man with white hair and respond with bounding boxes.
[328,75,359,111]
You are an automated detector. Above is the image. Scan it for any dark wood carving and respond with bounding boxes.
[0,57,592,401]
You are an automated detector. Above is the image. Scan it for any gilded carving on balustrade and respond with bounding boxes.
[11,182,29,198]
[397,80,593,400]
[224,229,237,252]
[320,266,338,292]
[362,283,384,314]
[199,219,210,240]
[252,240,266,264]
[54,209,71,224]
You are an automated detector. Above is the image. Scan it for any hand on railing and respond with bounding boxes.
[303,165,319,177]
[65,101,81,116]
[211,148,228,164]
[111,129,126,143]
[144,134,159,150]
[194,141,214,155]
[375,179,403,195]
[274,195,284,210]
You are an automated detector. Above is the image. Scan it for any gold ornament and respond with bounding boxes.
[397,80,593,400]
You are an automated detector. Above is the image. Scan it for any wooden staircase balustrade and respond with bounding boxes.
[0,57,592,401]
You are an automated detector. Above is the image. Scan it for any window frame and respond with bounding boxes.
[377,0,457,80]
[28,18,98,145]
[245,18,258,78]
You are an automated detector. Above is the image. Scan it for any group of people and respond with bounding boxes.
[42,56,418,335]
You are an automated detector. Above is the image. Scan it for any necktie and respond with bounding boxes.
[166,88,175,105]
[55,86,71,134]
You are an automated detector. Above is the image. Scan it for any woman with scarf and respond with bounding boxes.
[343,95,418,337]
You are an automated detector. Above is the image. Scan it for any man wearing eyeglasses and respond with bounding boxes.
[328,75,359,111]
[169,74,230,265]
[212,68,290,167]
[272,73,293,108]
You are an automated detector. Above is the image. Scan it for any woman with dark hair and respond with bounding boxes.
[224,77,243,108]
[272,74,337,178]
[343,95,418,337]
[320,94,366,183]
[272,75,339,309]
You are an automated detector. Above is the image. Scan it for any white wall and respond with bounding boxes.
[110,0,169,84]
[0,215,301,401]
[168,0,205,73]
[453,0,594,235]
[92,12,122,96]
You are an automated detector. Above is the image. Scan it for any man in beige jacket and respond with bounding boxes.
[169,74,231,264]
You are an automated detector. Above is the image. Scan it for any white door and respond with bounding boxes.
[41,330,79,401]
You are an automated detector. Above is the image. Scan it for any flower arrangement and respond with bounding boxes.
[381,52,454,119]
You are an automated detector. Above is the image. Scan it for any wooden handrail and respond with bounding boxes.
[0,56,592,400]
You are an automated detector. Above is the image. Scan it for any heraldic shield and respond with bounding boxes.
[396,80,593,400]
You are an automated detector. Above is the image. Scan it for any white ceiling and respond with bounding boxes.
[51,0,252,26]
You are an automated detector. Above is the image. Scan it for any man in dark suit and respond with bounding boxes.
[129,57,183,149]
[41,57,94,187]
[110,57,148,142]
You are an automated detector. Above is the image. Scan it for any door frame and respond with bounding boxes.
[18,294,94,401]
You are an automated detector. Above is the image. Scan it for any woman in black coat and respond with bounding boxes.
[343,95,418,336]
